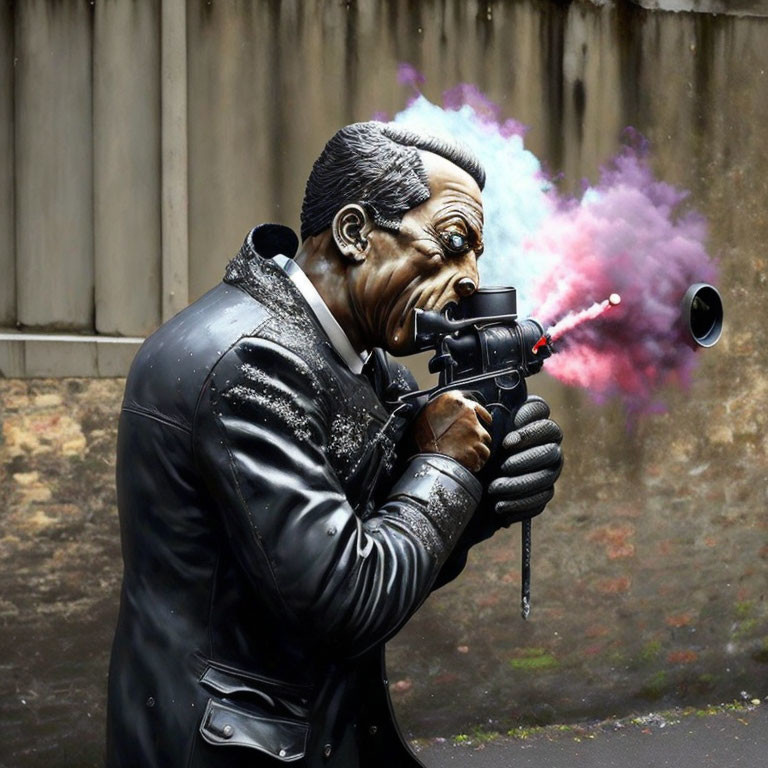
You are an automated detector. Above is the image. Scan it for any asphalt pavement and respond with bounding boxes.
[415,701,767,768]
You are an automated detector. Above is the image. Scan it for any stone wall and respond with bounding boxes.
[0,380,122,767]
[0,349,766,764]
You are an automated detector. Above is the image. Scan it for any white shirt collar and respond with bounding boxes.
[271,254,368,375]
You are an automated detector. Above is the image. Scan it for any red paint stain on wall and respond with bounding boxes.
[595,576,631,594]
[585,624,611,638]
[476,594,500,608]
[589,525,636,560]
[665,612,695,628]
[657,539,675,555]
[667,650,699,664]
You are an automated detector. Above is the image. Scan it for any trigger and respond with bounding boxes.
[428,353,456,374]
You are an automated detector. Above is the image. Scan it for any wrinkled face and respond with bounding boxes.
[349,152,484,356]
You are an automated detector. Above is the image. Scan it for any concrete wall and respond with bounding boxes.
[0,0,767,766]
[0,0,766,372]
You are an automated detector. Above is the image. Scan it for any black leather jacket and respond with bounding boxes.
[106,225,483,768]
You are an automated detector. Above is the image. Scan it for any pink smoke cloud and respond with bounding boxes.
[527,132,718,413]
[387,70,720,418]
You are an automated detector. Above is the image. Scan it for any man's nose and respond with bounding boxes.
[455,277,477,297]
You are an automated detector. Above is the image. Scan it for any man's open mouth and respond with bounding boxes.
[404,280,456,321]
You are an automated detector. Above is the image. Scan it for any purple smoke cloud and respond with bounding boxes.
[385,67,720,417]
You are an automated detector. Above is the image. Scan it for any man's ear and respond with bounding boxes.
[332,204,373,263]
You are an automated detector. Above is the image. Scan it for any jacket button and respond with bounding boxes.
[146,697,155,708]
[279,749,287,757]
[323,743,332,758]
[222,724,234,739]
[368,725,378,735]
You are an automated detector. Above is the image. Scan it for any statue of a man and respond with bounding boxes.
[106,122,563,768]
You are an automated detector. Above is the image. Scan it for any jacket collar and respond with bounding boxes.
[228,225,367,375]
[271,255,368,375]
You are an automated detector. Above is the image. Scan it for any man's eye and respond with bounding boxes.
[440,230,469,254]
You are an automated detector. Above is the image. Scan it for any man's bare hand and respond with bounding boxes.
[412,391,493,472]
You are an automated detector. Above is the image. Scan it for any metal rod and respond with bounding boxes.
[521,518,532,620]
[0,333,145,344]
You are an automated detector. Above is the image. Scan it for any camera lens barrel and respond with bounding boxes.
[682,283,723,348]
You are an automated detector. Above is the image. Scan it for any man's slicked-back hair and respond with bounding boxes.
[300,121,485,242]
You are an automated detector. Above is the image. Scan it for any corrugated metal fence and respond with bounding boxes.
[1,0,180,376]
[1,0,766,376]
[1,0,423,377]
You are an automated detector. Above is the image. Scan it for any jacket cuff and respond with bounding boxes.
[385,454,483,558]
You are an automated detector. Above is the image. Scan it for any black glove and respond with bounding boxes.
[430,395,563,590]
[486,395,563,526]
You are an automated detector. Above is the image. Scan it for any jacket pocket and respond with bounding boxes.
[198,659,312,719]
[199,698,308,762]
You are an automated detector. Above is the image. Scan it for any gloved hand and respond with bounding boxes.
[431,395,562,590]
[411,391,493,473]
[486,395,563,526]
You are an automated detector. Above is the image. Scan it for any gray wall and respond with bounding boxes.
[0,0,167,376]
[1,0,766,376]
